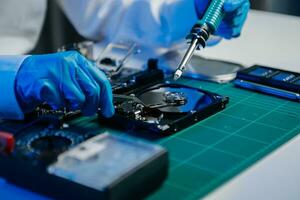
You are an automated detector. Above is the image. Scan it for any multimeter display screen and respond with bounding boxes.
[271,72,296,82]
[248,67,274,77]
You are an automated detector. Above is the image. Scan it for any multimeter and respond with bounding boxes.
[234,65,300,101]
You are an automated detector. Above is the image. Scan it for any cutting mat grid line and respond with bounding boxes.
[149,80,300,200]
[174,137,248,159]
[226,99,299,116]
[197,122,285,146]
[187,123,300,200]
[201,123,279,145]
[168,97,287,172]
[169,157,221,176]
[219,112,289,131]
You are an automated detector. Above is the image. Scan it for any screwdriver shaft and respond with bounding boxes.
[174,38,199,80]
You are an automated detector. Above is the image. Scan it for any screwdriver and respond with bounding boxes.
[174,0,225,80]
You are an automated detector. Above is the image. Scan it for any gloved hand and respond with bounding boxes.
[195,0,250,39]
[15,51,114,118]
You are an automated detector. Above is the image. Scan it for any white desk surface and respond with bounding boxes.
[201,10,300,73]
[203,10,300,200]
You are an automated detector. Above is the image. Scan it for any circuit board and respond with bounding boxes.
[0,79,300,200]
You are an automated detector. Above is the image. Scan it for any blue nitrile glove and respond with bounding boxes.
[15,51,114,117]
[195,0,250,39]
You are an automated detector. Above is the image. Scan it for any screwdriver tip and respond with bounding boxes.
[173,70,183,80]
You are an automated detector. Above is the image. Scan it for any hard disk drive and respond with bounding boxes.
[100,59,229,135]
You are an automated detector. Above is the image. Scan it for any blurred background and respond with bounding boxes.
[32,0,300,54]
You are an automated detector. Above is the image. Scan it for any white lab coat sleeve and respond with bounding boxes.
[0,56,29,120]
[57,0,198,48]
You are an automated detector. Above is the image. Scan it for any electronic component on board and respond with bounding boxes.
[235,65,300,101]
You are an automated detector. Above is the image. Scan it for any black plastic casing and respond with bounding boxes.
[0,141,168,200]
[236,65,300,93]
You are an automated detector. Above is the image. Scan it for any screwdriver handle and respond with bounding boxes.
[174,0,225,80]
[197,0,225,34]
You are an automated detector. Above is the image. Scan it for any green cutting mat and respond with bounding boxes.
[72,79,300,200]
[148,79,300,200]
